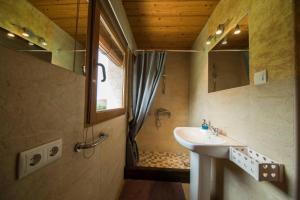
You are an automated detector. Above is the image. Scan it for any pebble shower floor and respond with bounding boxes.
[137,151,190,169]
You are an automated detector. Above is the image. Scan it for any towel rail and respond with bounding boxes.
[74,132,108,152]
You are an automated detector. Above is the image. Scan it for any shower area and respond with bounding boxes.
[135,52,191,170]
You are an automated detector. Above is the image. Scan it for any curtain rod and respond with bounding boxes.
[135,49,203,53]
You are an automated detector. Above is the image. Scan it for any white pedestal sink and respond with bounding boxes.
[174,127,242,200]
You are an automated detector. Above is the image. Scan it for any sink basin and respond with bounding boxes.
[174,127,241,158]
[175,128,225,144]
[174,127,243,200]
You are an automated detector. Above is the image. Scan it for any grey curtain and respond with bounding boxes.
[126,51,167,167]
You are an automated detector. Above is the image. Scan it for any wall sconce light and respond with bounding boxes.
[234,24,241,35]
[22,28,30,37]
[206,35,213,45]
[216,24,224,35]
[7,32,15,38]
[221,37,228,45]
[39,38,47,46]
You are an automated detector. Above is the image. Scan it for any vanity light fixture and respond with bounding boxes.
[221,37,228,45]
[234,24,241,35]
[22,28,30,37]
[39,38,47,46]
[206,35,213,45]
[42,41,47,46]
[216,24,224,35]
[7,32,15,38]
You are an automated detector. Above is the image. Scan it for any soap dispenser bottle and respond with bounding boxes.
[201,119,209,130]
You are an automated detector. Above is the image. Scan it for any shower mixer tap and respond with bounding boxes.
[155,108,171,128]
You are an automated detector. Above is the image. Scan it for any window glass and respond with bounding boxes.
[96,50,124,111]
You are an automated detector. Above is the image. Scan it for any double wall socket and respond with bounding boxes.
[18,139,62,179]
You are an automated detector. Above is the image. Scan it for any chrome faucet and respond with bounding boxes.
[208,121,219,136]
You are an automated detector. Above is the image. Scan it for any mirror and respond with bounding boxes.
[0,0,89,75]
[208,15,249,93]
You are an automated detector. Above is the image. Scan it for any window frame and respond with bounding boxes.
[86,0,128,125]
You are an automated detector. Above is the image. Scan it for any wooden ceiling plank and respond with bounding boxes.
[123,0,219,2]
[29,0,88,6]
[131,26,203,34]
[123,1,218,16]
[138,43,193,50]
[127,16,208,27]
[133,31,200,39]
[135,34,198,39]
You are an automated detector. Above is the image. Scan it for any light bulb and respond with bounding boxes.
[22,32,29,37]
[206,35,212,45]
[234,25,241,35]
[216,24,224,35]
[22,28,30,37]
[7,32,15,38]
[28,42,34,46]
[39,38,47,46]
[221,38,227,45]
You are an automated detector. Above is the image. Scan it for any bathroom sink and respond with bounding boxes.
[174,127,243,200]
[174,127,241,159]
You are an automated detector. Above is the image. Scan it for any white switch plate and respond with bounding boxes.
[254,69,267,85]
[18,139,62,179]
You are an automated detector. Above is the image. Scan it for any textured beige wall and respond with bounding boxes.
[296,1,300,198]
[190,0,296,199]
[137,52,190,153]
[0,46,126,200]
[0,0,84,73]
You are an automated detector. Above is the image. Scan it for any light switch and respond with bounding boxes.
[18,139,62,179]
[254,69,267,85]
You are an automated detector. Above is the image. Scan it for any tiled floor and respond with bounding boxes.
[137,151,190,169]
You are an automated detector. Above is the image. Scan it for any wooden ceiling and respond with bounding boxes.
[29,0,88,47]
[122,0,220,50]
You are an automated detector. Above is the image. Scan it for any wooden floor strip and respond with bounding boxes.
[119,179,186,200]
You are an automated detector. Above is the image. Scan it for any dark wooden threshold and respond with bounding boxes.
[124,166,190,183]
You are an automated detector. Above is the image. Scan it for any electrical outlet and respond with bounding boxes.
[18,139,62,179]
[46,139,62,163]
[19,146,46,179]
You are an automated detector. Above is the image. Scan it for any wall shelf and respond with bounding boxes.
[229,147,283,182]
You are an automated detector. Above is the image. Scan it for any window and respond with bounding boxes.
[86,0,128,124]
[96,50,125,111]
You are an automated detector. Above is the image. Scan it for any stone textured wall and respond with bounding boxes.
[295,1,300,198]
[137,52,190,153]
[0,46,126,200]
[190,0,296,199]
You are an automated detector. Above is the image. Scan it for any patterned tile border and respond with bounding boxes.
[137,151,190,169]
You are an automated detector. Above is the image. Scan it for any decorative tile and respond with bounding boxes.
[137,151,190,169]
